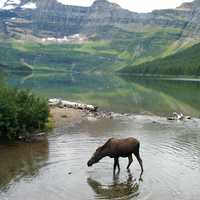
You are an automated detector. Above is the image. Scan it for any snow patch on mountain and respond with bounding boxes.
[2,5,16,10]
[6,0,21,5]
[0,1,6,8]
[1,0,21,10]
[21,2,37,9]
[0,0,37,10]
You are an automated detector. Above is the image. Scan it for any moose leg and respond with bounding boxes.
[117,158,120,172]
[113,157,120,174]
[134,148,144,175]
[127,154,133,169]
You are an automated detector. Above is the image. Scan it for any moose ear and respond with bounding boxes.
[101,138,112,150]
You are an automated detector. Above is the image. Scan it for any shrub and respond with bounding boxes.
[0,85,49,141]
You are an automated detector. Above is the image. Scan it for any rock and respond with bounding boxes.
[17,132,46,143]
[1,0,200,40]
[167,112,191,121]
[167,116,177,121]
[87,117,97,121]
[185,116,192,120]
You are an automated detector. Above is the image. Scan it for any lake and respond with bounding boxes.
[3,72,200,117]
[0,72,200,200]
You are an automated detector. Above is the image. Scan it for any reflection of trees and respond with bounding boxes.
[122,75,200,116]
[87,171,139,199]
[6,72,200,116]
[0,140,49,190]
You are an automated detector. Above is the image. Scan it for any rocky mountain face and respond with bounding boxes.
[0,0,200,40]
[0,0,89,38]
[178,0,200,39]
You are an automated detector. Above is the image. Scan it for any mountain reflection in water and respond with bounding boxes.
[4,72,200,117]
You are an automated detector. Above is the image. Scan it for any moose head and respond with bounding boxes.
[87,139,112,167]
[87,146,105,167]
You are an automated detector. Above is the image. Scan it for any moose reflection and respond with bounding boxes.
[87,137,143,175]
[87,170,139,199]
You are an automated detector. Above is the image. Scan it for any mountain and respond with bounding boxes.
[177,0,200,39]
[0,0,197,39]
[0,0,200,73]
[120,42,200,75]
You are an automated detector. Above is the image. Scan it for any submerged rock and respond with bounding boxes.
[17,132,46,143]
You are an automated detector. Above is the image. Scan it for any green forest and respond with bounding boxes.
[121,42,200,76]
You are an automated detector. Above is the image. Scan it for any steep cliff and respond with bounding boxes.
[179,0,200,39]
[0,0,199,39]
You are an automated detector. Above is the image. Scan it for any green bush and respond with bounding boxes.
[0,85,49,141]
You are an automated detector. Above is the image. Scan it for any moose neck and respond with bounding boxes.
[97,152,107,161]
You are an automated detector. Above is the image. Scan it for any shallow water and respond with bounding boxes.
[0,115,200,200]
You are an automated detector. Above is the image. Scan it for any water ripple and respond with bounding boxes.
[1,116,200,200]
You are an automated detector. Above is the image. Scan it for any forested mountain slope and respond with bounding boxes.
[120,42,200,75]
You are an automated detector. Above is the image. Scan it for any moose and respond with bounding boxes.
[87,137,143,175]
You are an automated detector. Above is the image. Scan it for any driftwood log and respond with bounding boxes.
[48,98,98,112]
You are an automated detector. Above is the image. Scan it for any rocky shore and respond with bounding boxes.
[50,100,193,128]
[49,100,127,128]
[49,99,114,127]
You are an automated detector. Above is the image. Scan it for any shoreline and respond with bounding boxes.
[50,107,85,128]
[1,107,198,144]
[50,106,196,129]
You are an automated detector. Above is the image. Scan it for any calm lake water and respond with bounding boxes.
[1,72,200,200]
[3,72,200,117]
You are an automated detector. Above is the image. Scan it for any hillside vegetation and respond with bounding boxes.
[121,42,200,76]
[0,27,186,73]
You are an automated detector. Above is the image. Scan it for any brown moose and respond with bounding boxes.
[87,137,143,175]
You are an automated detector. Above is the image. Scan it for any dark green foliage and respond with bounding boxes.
[121,43,200,75]
[0,85,49,141]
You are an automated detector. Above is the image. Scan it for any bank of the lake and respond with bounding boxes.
[50,107,84,128]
